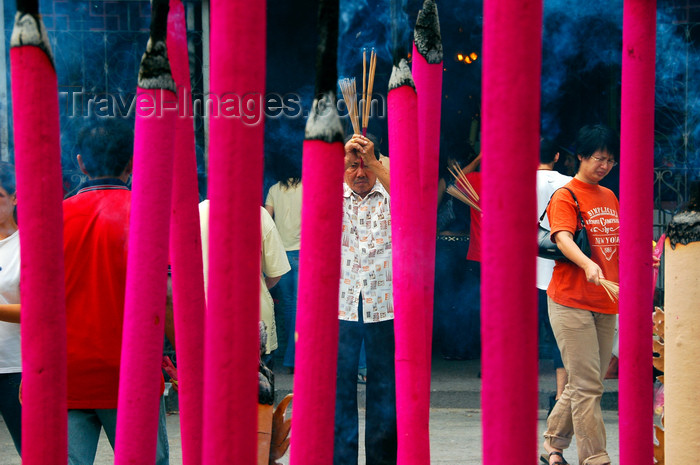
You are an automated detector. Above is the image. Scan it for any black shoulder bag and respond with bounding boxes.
[538,187,591,261]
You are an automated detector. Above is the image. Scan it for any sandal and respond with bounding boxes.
[539,451,568,465]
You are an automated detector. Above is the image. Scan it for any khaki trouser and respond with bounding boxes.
[544,297,616,465]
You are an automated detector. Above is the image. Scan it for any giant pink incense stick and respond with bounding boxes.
[289,1,343,463]
[664,211,700,464]
[115,1,177,463]
[481,0,542,463]
[619,1,656,463]
[204,0,266,463]
[10,3,67,463]
[290,138,344,463]
[412,0,443,373]
[388,59,430,465]
[167,1,206,464]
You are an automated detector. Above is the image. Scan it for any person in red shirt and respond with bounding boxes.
[464,153,482,358]
[63,118,170,465]
[541,125,620,465]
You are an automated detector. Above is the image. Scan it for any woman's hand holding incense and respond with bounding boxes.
[554,230,602,285]
[583,261,604,286]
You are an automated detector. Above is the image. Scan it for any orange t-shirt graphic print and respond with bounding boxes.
[546,178,620,314]
[587,205,620,262]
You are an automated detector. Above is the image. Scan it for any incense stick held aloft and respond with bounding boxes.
[362,48,377,136]
[339,77,360,135]
[447,162,481,211]
[339,48,377,136]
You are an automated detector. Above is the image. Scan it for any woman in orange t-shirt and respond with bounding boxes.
[541,125,620,465]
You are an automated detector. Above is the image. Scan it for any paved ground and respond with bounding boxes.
[0,409,620,464]
[274,409,620,465]
[0,358,622,464]
[270,358,619,410]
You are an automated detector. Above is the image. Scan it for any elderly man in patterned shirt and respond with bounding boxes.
[334,134,396,465]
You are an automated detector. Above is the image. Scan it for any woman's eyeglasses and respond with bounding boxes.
[590,156,618,167]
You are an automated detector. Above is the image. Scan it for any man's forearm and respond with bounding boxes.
[0,304,20,324]
[369,161,391,195]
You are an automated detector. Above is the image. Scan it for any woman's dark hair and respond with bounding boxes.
[0,162,17,196]
[575,124,619,160]
[280,176,301,189]
[273,153,301,189]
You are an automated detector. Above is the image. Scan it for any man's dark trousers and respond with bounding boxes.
[334,300,397,465]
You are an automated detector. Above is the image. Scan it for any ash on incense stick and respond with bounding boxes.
[414,0,443,64]
[305,90,344,143]
[388,58,415,92]
[306,0,344,143]
[10,11,54,65]
[258,321,274,405]
[666,182,700,248]
[138,0,176,92]
[667,212,700,248]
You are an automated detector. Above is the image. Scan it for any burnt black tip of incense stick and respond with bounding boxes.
[149,0,170,45]
[667,211,700,248]
[388,59,415,92]
[138,40,176,92]
[414,0,443,64]
[304,91,344,144]
[16,0,39,15]
[10,11,55,67]
[138,0,176,92]
[314,0,339,96]
[392,45,409,69]
[667,183,700,248]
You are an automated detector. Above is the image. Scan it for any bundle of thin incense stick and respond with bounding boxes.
[361,48,377,136]
[599,279,619,302]
[339,77,360,135]
[447,162,481,211]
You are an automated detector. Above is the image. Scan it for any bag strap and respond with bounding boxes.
[538,186,585,229]
[561,187,586,229]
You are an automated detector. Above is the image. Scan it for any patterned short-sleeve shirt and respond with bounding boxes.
[339,181,393,323]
